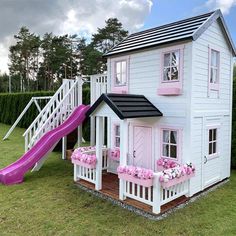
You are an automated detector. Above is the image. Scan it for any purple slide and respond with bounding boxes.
[0,104,90,185]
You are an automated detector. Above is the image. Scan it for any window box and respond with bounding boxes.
[71,159,96,169]
[157,87,182,95]
[118,173,153,188]
[160,172,195,188]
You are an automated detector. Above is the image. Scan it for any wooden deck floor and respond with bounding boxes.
[77,172,188,215]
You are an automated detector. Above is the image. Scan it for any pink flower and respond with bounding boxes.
[117,165,154,180]
[110,148,120,161]
[157,159,164,166]
[117,166,126,173]
[159,175,164,182]
[71,146,97,165]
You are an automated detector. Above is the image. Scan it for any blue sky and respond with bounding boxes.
[142,0,236,44]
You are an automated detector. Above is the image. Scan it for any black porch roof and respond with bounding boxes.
[86,93,163,120]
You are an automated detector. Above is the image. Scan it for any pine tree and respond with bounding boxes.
[9,27,41,91]
[92,18,128,53]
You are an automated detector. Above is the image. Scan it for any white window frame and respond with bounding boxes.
[162,50,181,83]
[111,56,129,94]
[208,47,220,92]
[160,127,181,161]
[114,60,127,87]
[208,127,218,158]
[158,45,184,96]
[114,124,120,148]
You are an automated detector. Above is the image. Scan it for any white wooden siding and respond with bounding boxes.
[189,19,233,195]
[192,20,232,111]
[108,41,192,117]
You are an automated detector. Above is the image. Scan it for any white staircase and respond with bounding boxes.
[23,78,83,152]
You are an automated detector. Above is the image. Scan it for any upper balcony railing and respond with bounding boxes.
[90,73,107,105]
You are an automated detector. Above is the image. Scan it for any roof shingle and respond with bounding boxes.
[104,10,236,56]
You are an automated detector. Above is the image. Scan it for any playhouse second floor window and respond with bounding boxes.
[115,61,127,86]
[162,129,178,159]
[210,49,220,86]
[163,50,180,82]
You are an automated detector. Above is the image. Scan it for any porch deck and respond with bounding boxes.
[76,172,188,215]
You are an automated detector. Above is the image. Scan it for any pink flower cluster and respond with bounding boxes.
[110,148,120,161]
[71,146,97,165]
[117,165,154,180]
[157,158,178,169]
[159,162,195,183]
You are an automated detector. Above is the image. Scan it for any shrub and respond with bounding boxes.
[0,91,54,128]
[0,88,91,140]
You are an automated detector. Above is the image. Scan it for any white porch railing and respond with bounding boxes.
[74,148,109,184]
[160,180,189,205]
[121,173,189,214]
[124,180,153,206]
[23,78,83,151]
[90,74,107,105]
[74,165,97,184]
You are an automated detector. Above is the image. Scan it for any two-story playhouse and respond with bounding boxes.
[72,9,235,215]
[1,9,234,216]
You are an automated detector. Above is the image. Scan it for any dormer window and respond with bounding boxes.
[111,56,129,94]
[157,45,184,96]
[209,48,220,91]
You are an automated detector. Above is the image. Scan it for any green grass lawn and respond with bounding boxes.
[0,123,236,236]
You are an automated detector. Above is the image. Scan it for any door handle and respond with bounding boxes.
[133,150,136,158]
[204,156,208,164]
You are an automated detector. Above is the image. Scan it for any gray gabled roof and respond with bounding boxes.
[86,93,163,119]
[104,9,236,57]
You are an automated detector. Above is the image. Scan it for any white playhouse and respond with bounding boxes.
[71,9,235,215]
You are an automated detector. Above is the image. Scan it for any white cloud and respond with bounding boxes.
[0,0,153,73]
[205,0,236,14]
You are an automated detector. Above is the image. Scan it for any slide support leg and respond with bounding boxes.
[62,136,67,160]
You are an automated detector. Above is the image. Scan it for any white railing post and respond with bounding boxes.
[90,116,96,146]
[152,173,161,214]
[74,164,78,182]
[77,126,82,147]
[90,75,95,105]
[95,116,103,190]
[78,77,83,106]
[62,136,67,160]
[119,119,128,200]
[77,77,83,147]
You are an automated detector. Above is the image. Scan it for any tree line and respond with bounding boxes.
[0,18,128,93]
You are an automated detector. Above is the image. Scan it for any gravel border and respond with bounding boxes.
[75,178,229,220]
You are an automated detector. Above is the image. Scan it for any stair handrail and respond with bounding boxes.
[23,79,72,138]
[25,78,82,149]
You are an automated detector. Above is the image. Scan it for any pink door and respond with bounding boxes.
[132,125,152,169]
